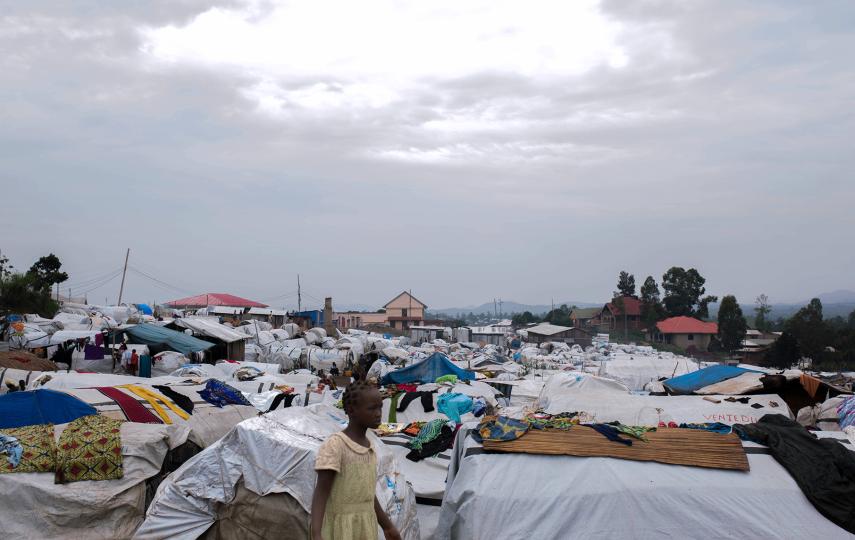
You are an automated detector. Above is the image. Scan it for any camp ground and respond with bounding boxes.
[1,306,854,539]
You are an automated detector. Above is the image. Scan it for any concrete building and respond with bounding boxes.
[651,316,718,351]
[384,291,426,331]
[455,326,507,346]
[410,325,448,343]
[335,311,388,329]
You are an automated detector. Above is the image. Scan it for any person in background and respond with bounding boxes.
[121,345,132,373]
[330,362,340,377]
[129,349,139,376]
[311,381,401,540]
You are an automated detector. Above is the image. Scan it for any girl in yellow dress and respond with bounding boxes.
[311,381,402,540]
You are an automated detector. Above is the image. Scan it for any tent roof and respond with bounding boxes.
[0,389,97,429]
[171,318,248,343]
[165,293,268,308]
[380,352,475,385]
[664,364,761,394]
[122,323,215,355]
[526,323,572,336]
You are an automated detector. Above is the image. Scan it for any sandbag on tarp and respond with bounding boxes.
[0,389,97,429]
[664,365,761,395]
[380,353,475,386]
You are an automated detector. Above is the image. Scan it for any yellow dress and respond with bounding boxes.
[314,432,379,540]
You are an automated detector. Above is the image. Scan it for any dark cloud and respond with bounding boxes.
[1,1,853,309]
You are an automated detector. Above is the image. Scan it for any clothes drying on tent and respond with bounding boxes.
[379,352,475,386]
[437,393,473,424]
[0,389,97,429]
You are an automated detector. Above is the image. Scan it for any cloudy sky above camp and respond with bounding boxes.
[2,0,854,311]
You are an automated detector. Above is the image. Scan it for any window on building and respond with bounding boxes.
[402,308,408,318]
[688,334,694,341]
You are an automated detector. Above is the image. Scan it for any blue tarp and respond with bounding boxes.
[664,364,761,395]
[380,352,476,385]
[135,303,153,315]
[123,323,214,355]
[0,389,97,429]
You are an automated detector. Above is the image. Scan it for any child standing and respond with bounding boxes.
[311,381,402,540]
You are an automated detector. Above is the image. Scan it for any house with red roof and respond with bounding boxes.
[593,296,642,331]
[651,316,719,352]
[165,293,268,310]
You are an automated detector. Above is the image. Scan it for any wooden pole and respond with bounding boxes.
[117,248,130,305]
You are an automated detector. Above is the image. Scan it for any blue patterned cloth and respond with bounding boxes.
[198,379,252,408]
[471,416,530,443]
[839,396,855,430]
[0,435,22,468]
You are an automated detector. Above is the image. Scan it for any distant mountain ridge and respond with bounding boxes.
[431,300,601,317]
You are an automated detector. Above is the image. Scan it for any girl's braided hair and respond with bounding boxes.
[342,380,376,415]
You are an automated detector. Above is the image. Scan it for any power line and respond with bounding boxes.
[127,266,194,295]
[64,267,124,289]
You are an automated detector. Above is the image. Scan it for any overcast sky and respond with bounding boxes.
[2,0,853,311]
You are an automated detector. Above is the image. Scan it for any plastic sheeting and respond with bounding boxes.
[664,365,760,395]
[0,422,170,539]
[136,405,420,540]
[380,353,475,386]
[437,429,855,539]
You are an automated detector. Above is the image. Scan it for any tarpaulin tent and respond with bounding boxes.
[380,352,475,385]
[0,389,96,429]
[121,323,215,356]
[135,304,153,315]
[664,364,761,395]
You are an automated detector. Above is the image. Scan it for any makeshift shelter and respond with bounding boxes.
[664,364,762,395]
[169,318,247,361]
[380,352,475,386]
[136,405,420,540]
[120,323,215,357]
[436,428,855,539]
[0,389,96,429]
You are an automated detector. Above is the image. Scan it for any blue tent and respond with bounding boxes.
[0,389,97,429]
[122,323,214,355]
[380,352,476,385]
[664,364,762,395]
[135,303,153,315]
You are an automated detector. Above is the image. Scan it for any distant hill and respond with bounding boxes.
[815,290,855,304]
[431,299,601,317]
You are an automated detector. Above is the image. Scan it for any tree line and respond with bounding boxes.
[0,251,69,318]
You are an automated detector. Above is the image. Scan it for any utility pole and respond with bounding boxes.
[297,274,302,312]
[499,298,503,317]
[117,248,130,305]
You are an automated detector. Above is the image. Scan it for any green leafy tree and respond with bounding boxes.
[785,298,830,363]
[661,267,708,317]
[754,294,771,332]
[26,253,68,292]
[640,276,664,328]
[717,295,747,354]
[696,295,719,320]
[0,272,59,317]
[767,330,800,370]
[512,311,540,326]
[616,271,636,297]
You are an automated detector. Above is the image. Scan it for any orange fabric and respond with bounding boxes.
[800,374,821,398]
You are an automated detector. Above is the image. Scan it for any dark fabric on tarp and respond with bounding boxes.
[397,391,435,413]
[380,352,475,385]
[0,389,97,429]
[406,425,455,462]
[152,385,194,415]
[734,414,855,534]
[266,393,298,412]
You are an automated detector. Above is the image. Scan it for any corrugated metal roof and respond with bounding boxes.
[165,293,268,308]
[526,323,573,336]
